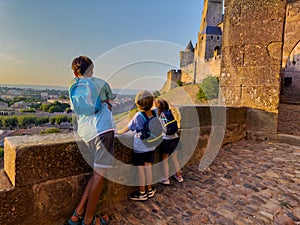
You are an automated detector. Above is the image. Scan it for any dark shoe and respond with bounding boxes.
[147,186,156,198]
[129,190,148,201]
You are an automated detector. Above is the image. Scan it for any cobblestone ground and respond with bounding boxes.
[278,104,300,136]
[105,139,300,225]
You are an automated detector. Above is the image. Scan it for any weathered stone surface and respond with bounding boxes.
[246,108,278,134]
[33,173,91,225]
[4,133,92,187]
[221,0,285,113]
[0,181,35,225]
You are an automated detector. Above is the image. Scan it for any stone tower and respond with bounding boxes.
[195,0,223,61]
[180,41,195,67]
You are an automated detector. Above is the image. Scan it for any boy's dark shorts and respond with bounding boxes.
[86,131,114,169]
[157,137,180,155]
[132,151,155,166]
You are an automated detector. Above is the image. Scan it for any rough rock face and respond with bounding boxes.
[220,0,286,113]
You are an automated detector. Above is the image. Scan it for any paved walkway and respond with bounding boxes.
[105,139,300,225]
[278,104,300,136]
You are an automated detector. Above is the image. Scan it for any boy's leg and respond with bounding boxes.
[137,165,146,192]
[83,131,114,224]
[161,153,169,180]
[171,150,181,176]
[144,162,153,189]
[69,176,93,223]
[83,169,107,225]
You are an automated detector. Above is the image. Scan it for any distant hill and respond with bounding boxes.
[0,84,140,95]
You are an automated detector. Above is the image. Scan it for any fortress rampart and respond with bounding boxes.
[0,106,247,225]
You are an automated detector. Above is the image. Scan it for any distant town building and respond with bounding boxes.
[41,92,48,99]
[0,102,8,109]
[11,101,29,109]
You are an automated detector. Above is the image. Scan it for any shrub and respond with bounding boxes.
[40,128,60,134]
[20,108,36,113]
[153,90,160,98]
[177,80,183,87]
[197,76,219,100]
[0,147,3,158]
[17,115,37,128]
[36,116,50,126]
[48,105,64,113]
[1,116,18,129]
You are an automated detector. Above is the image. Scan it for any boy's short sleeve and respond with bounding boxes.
[104,82,114,100]
[128,113,144,132]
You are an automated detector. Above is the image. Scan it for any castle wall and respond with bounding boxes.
[181,56,221,84]
[205,35,222,60]
[160,69,182,93]
[220,0,287,134]
[180,50,194,68]
[0,106,247,224]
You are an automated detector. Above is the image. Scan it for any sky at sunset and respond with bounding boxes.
[0,0,203,91]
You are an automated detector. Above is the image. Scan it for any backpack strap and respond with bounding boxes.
[139,111,148,122]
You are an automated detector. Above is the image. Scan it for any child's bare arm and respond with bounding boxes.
[117,126,130,135]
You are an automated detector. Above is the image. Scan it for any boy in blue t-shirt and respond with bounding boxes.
[117,90,157,201]
[68,56,114,225]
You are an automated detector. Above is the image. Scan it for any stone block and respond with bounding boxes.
[4,133,92,187]
[242,86,280,112]
[221,46,244,68]
[0,171,35,225]
[33,173,91,225]
[239,65,281,86]
[226,107,247,125]
[247,108,278,134]
[243,44,278,67]
[219,86,243,107]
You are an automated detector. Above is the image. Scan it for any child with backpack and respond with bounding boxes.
[67,56,114,225]
[156,98,183,184]
[117,90,161,201]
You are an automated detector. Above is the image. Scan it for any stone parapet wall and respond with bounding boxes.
[0,106,247,225]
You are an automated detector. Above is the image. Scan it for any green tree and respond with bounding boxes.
[65,107,72,113]
[59,95,68,100]
[48,105,63,113]
[49,116,56,125]
[36,116,50,126]
[17,115,36,128]
[153,90,160,98]
[197,76,219,100]
[2,116,18,129]
[54,115,69,124]
[40,104,51,112]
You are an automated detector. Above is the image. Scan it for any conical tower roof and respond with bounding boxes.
[186,40,194,52]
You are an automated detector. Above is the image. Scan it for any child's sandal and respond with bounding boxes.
[67,209,83,225]
[82,215,110,225]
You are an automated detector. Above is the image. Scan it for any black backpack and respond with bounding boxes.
[162,110,178,135]
[138,110,163,148]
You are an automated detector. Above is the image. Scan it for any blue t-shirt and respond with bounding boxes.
[128,111,156,153]
[69,77,115,142]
